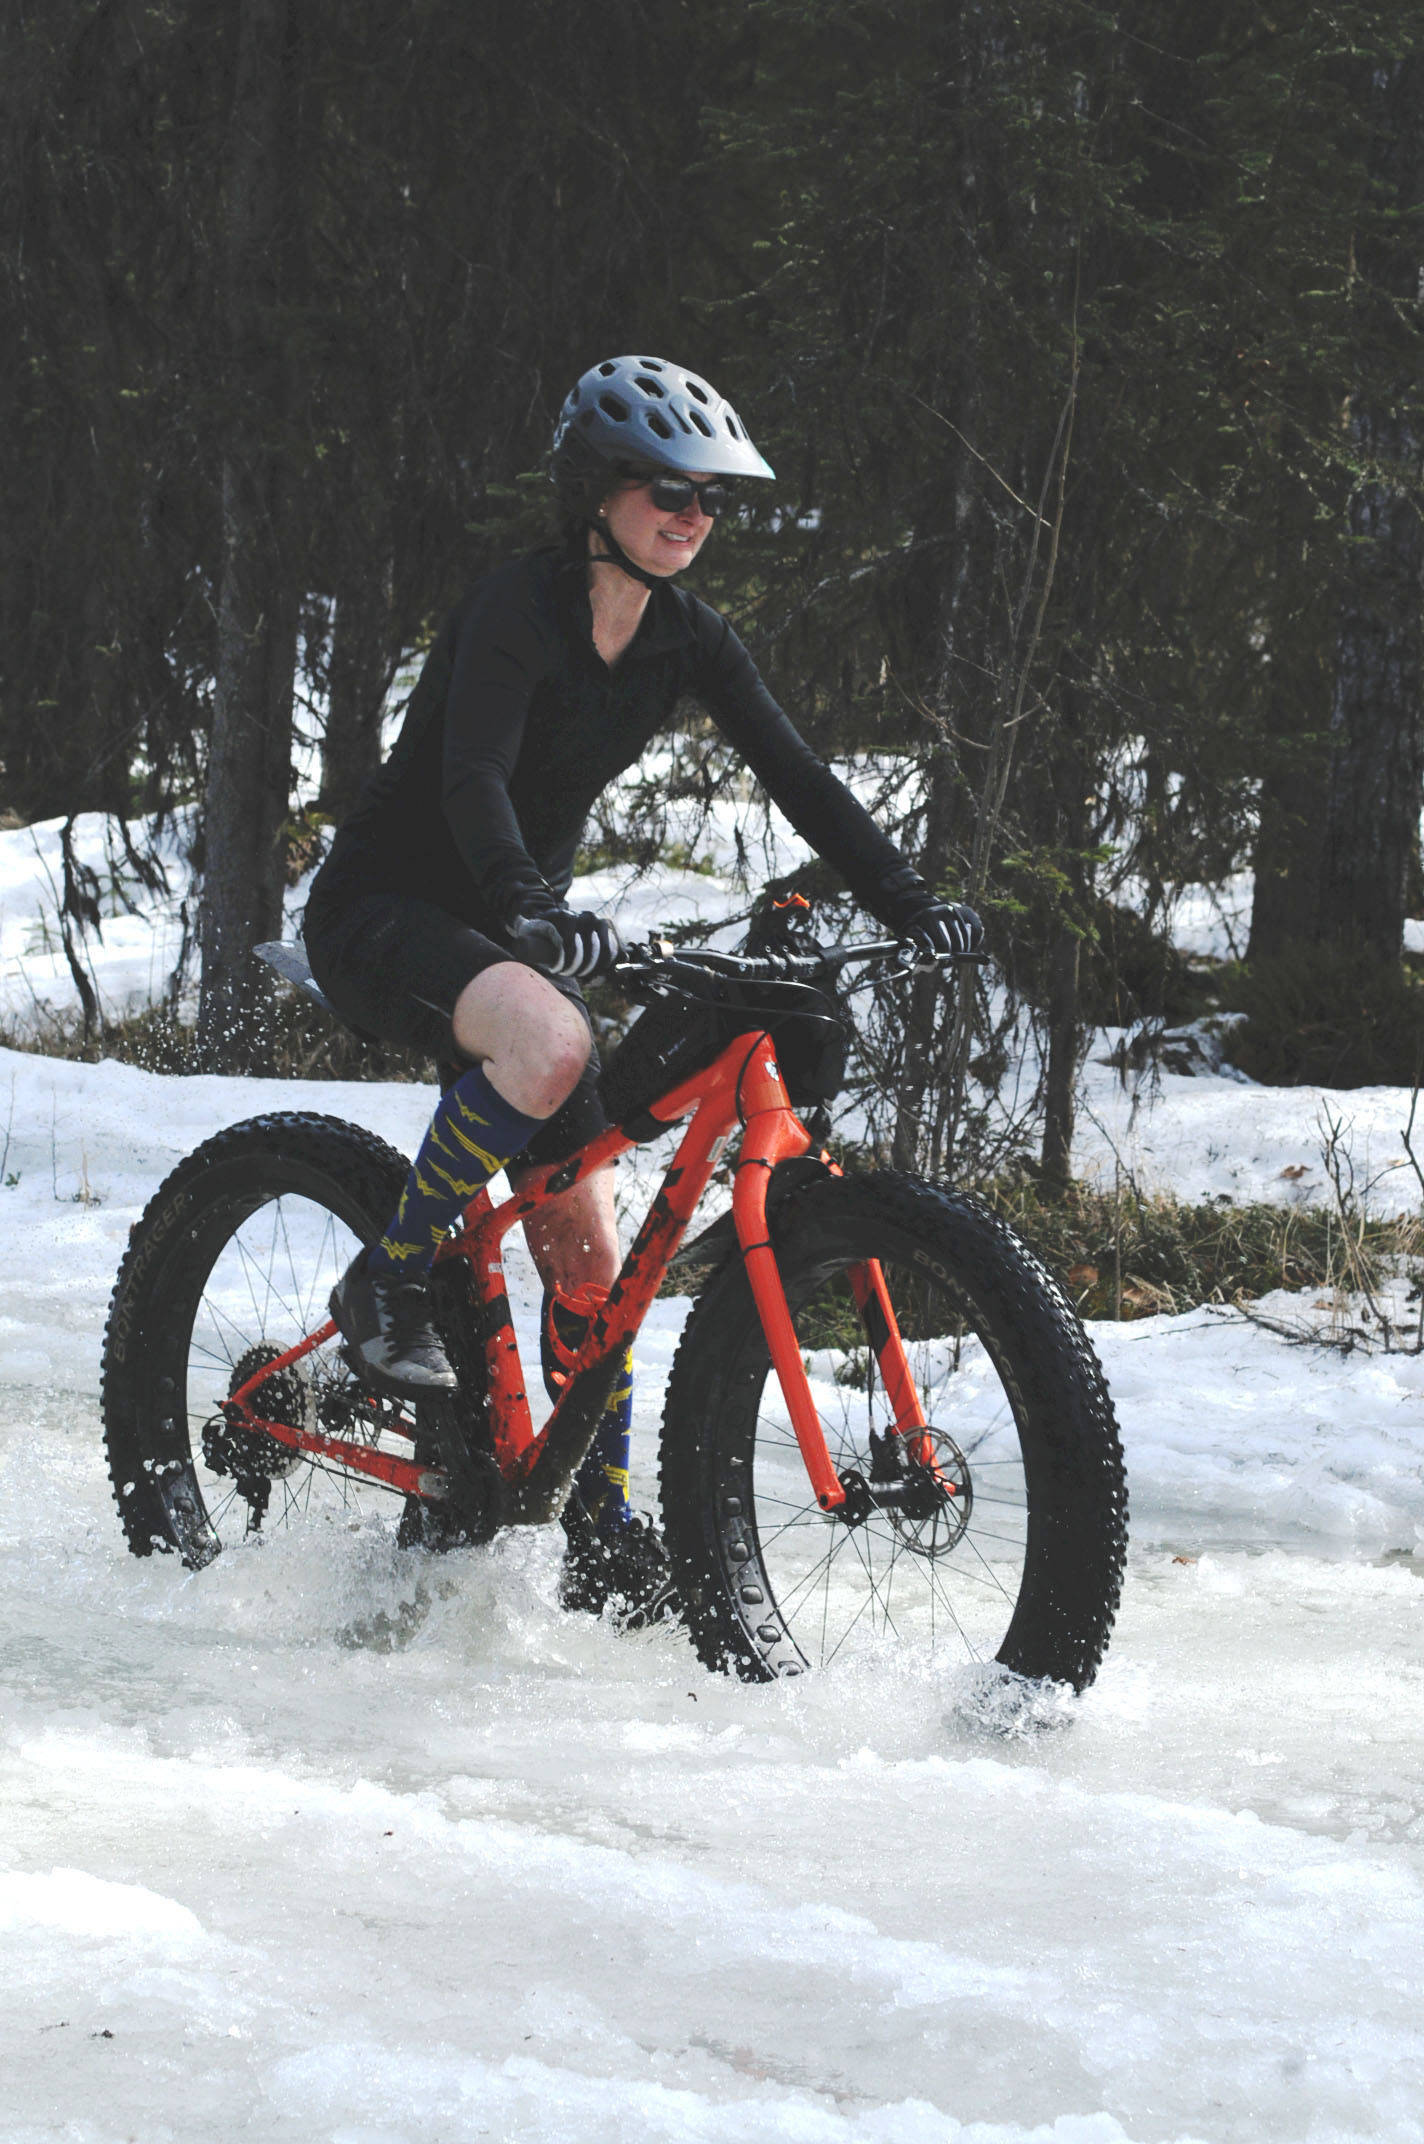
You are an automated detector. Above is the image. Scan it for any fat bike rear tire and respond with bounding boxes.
[658,1171,1127,1690]
[102,1112,417,1564]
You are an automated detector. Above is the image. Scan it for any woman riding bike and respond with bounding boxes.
[303,353,982,1621]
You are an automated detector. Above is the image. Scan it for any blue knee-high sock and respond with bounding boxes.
[572,1348,634,1535]
[543,1288,634,1535]
[368,1065,542,1277]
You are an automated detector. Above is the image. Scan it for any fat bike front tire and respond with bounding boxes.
[658,1171,1127,1690]
[102,1112,415,1564]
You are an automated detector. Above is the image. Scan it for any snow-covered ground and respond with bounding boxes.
[1075,1051,1424,1218]
[3,817,1424,2140]
[3,1043,1424,2143]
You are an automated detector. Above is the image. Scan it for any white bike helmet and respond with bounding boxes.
[552,355,775,485]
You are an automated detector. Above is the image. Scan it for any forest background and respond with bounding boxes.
[4,0,1424,1200]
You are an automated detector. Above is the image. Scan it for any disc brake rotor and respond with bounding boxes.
[885,1426,973,1558]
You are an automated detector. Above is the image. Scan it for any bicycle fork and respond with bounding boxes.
[730,1042,933,1511]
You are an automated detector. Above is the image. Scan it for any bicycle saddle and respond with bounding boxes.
[253,939,336,1015]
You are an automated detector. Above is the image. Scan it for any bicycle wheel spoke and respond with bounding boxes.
[922,1557,978,1655]
[839,1525,900,1646]
[770,1528,852,1619]
[233,1213,307,1341]
[752,1505,825,1551]
[958,1523,1028,1550]
[959,1521,1021,1607]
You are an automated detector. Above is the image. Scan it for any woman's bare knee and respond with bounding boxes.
[451,963,591,1118]
[513,1162,620,1296]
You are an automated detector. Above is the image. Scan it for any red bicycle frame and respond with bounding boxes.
[224,1023,932,1518]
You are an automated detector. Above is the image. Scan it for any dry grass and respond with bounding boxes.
[984,1170,1418,1321]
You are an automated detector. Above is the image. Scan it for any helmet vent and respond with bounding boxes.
[689,408,713,437]
[598,392,630,421]
[671,408,693,433]
[639,358,665,370]
[634,374,666,398]
[646,411,674,439]
[597,361,618,376]
[726,413,743,439]
[687,380,710,403]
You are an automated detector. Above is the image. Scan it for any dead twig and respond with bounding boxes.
[945,259,1082,1150]
[1399,1081,1424,1351]
[0,1072,14,1183]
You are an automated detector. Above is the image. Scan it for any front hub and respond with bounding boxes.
[834,1425,973,1556]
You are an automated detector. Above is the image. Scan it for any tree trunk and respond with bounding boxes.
[1040,923,1080,1191]
[1037,685,1090,1191]
[1248,732,1327,958]
[1316,405,1424,958]
[1315,56,1424,963]
[318,564,396,827]
[196,0,298,1071]
[1248,448,1331,960]
[890,745,959,1174]
[889,9,991,1181]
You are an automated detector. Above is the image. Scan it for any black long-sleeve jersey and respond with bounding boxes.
[312,538,925,936]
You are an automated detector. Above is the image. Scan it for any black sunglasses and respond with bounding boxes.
[645,475,733,519]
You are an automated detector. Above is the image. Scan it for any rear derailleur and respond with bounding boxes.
[201,1344,314,1527]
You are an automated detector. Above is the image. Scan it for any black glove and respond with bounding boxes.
[876,865,983,964]
[508,905,623,979]
[901,898,984,961]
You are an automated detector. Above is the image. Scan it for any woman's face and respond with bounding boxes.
[597,472,716,578]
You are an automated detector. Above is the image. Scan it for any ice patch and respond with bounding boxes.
[272,2040,1168,2144]
[0,1866,203,1942]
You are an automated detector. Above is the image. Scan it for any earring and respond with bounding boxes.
[598,506,607,517]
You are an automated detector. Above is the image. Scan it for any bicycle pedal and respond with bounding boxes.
[337,1338,382,1393]
[336,1337,416,1409]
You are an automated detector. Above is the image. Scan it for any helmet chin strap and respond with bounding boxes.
[585,516,664,592]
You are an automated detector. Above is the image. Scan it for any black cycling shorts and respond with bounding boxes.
[302,889,607,1167]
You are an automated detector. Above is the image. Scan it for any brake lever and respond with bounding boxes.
[889,943,992,979]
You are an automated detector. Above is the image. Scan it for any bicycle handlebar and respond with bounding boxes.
[501,922,989,987]
[611,939,990,985]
